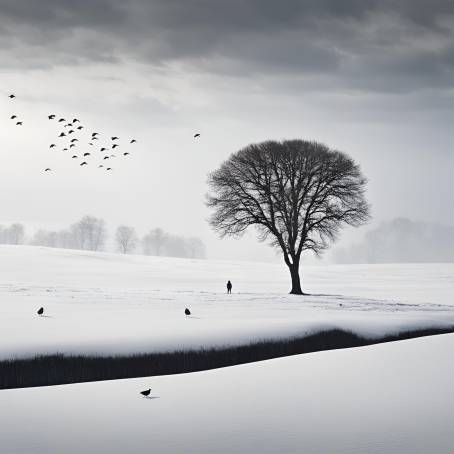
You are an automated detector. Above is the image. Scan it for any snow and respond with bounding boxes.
[0,333,453,453]
[0,245,453,359]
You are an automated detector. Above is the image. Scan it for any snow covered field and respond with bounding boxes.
[0,334,453,454]
[0,245,453,359]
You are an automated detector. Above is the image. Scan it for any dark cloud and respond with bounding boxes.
[1,0,454,93]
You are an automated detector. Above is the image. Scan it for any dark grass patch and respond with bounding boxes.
[1,327,453,389]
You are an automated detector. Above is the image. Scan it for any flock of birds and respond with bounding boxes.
[8,93,201,173]
[8,93,142,172]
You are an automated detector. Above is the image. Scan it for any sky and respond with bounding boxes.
[0,0,453,262]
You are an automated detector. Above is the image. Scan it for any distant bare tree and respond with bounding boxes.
[7,223,25,245]
[186,237,206,259]
[142,228,167,256]
[71,216,107,251]
[207,140,370,294]
[115,225,139,254]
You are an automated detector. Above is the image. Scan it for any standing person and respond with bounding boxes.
[226,280,232,294]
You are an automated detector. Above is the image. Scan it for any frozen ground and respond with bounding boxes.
[0,333,453,454]
[0,245,453,359]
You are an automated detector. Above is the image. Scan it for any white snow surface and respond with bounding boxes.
[1,334,453,454]
[0,245,453,359]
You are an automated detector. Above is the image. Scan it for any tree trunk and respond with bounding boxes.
[288,261,303,295]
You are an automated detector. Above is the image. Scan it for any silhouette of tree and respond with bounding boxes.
[115,225,139,254]
[207,140,370,294]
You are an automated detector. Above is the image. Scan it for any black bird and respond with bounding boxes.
[49,144,56,148]
[140,388,151,397]
[103,156,109,160]
[73,118,80,123]
[37,307,44,316]
[58,118,65,122]
[92,132,99,136]
[98,165,103,168]
[100,147,108,152]
[77,126,83,130]
[48,114,55,119]
[59,132,66,137]
[16,121,23,125]
[194,133,200,138]
[80,161,88,166]
[10,115,17,119]
[92,137,99,140]
[44,168,51,172]
[64,123,73,128]
[112,144,119,149]
[70,144,76,148]
[123,152,130,156]
[63,148,68,151]
[9,94,15,99]
[111,136,119,141]
[130,139,137,144]
[68,130,75,134]
[88,143,93,146]
[70,138,78,143]
[185,308,191,316]
[72,155,78,158]
[83,152,90,157]
[106,167,112,171]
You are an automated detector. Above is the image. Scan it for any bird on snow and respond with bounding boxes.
[37,307,44,316]
[130,139,137,144]
[59,132,66,137]
[194,133,200,138]
[49,144,56,148]
[10,115,17,119]
[44,168,51,172]
[185,308,191,316]
[140,388,151,397]
[80,161,88,166]
[8,94,15,99]
[16,121,23,125]
[48,114,55,120]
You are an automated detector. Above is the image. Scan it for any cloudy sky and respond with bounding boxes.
[0,0,453,262]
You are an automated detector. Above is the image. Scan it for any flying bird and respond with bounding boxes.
[100,147,108,152]
[8,94,15,99]
[83,152,90,157]
[92,132,99,136]
[77,126,83,130]
[44,168,51,172]
[98,165,103,168]
[68,130,75,134]
[130,139,137,144]
[185,308,191,316]
[112,144,119,149]
[80,161,88,166]
[70,144,76,148]
[70,138,78,143]
[49,144,56,148]
[37,307,44,316]
[88,143,93,146]
[10,115,17,119]
[63,148,68,151]
[73,118,80,123]
[59,132,66,137]
[48,114,55,119]
[111,136,119,141]
[72,155,77,158]
[103,156,109,160]
[92,137,99,141]
[64,123,73,128]
[106,167,112,171]
[140,388,151,397]
[16,121,23,125]
[123,152,130,156]
[194,133,201,138]
[58,118,65,122]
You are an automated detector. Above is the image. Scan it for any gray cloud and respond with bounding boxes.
[1,1,454,91]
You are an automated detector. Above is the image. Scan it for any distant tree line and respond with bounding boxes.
[0,216,206,259]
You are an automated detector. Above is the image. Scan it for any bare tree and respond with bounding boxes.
[207,140,370,294]
[7,223,25,245]
[71,216,107,251]
[186,237,207,259]
[115,225,138,254]
[142,228,167,256]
